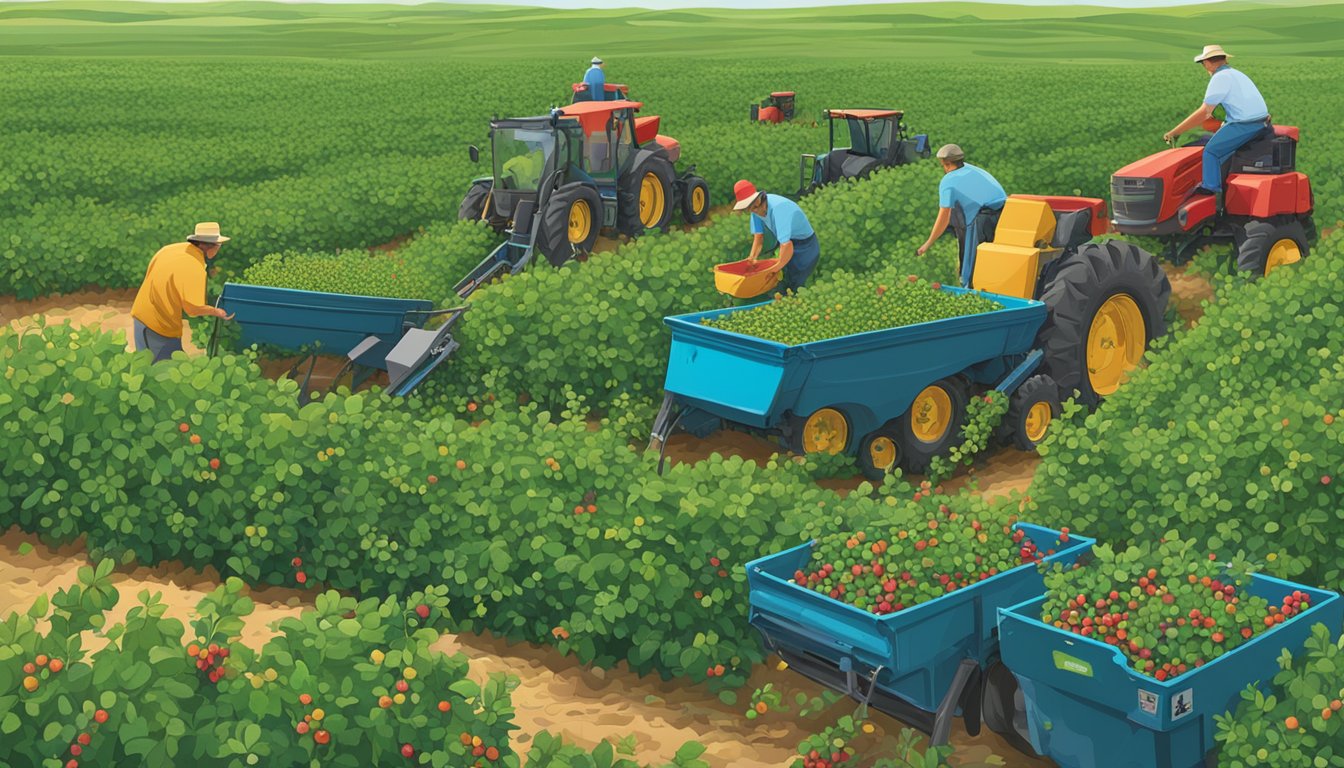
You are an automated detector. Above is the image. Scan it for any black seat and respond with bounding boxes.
[1230,127,1295,174]
[1050,209,1093,250]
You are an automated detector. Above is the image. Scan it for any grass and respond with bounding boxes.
[1,0,1342,60]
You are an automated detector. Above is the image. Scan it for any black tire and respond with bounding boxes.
[894,377,969,475]
[1036,240,1170,408]
[1000,375,1060,451]
[535,183,602,268]
[617,152,675,237]
[680,175,710,224]
[980,661,1037,757]
[856,427,901,483]
[457,181,508,233]
[1233,218,1309,276]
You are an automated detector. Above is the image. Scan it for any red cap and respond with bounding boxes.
[733,179,762,210]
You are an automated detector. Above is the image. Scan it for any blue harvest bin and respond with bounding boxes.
[997,574,1343,768]
[219,282,434,369]
[661,287,1046,442]
[747,523,1093,713]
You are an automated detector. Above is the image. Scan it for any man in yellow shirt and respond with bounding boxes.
[130,222,234,362]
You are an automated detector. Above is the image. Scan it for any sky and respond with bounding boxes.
[68,0,1234,7]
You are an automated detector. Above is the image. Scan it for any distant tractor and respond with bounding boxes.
[458,99,711,268]
[751,91,796,124]
[798,108,931,196]
[1110,119,1315,276]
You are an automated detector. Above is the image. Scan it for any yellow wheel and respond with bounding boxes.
[910,385,954,444]
[1086,293,1146,397]
[691,186,707,216]
[1264,238,1302,276]
[857,431,899,481]
[1024,402,1052,443]
[567,199,592,244]
[868,435,897,470]
[639,172,667,228]
[799,408,849,455]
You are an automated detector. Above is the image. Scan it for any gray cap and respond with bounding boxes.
[936,143,965,161]
[591,56,604,65]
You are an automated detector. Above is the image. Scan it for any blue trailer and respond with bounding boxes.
[997,574,1343,768]
[746,523,1094,745]
[649,286,1059,478]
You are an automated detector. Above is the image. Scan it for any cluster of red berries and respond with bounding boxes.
[704,663,727,678]
[801,748,852,768]
[292,556,307,585]
[459,732,501,762]
[1042,541,1315,679]
[294,693,330,744]
[187,641,229,684]
[20,653,65,693]
[61,710,107,768]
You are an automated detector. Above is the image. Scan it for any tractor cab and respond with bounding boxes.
[571,82,630,103]
[799,108,930,196]
[484,117,584,224]
[751,91,796,123]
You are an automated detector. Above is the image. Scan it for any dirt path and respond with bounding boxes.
[1162,263,1214,329]
[0,287,199,353]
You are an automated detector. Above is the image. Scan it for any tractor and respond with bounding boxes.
[798,108,931,196]
[457,99,711,269]
[1110,119,1315,276]
[750,91,796,124]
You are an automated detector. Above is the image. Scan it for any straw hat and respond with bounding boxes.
[591,56,604,65]
[188,222,230,244]
[1194,45,1232,63]
[733,180,763,211]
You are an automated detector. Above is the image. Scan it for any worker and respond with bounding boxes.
[130,222,233,363]
[734,179,820,293]
[583,57,607,101]
[1163,45,1270,202]
[916,144,1006,287]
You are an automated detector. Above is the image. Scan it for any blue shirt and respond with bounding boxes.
[938,164,1007,219]
[750,193,815,243]
[1204,66,1268,124]
[583,66,607,101]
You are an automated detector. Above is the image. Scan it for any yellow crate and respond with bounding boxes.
[714,258,781,298]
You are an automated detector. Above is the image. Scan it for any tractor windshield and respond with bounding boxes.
[845,117,893,158]
[493,127,556,191]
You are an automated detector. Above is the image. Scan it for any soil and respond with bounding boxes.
[0,287,199,354]
[1162,263,1214,329]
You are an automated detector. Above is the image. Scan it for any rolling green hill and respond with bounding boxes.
[1,0,1342,60]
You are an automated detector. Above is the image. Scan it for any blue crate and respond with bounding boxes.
[747,523,1093,713]
[997,574,1343,768]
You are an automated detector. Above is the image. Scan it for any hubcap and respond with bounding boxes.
[691,186,707,216]
[911,386,953,444]
[801,408,848,454]
[639,172,666,227]
[1264,237,1302,276]
[868,435,897,471]
[1024,402,1052,443]
[1086,293,1145,396]
[568,199,591,243]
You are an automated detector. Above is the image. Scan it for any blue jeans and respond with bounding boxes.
[781,234,820,292]
[1203,120,1269,191]
[133,319,183,363]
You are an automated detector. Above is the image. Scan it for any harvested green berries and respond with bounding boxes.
[1040,537,1312,680]
[702,273,1001,346]
[798,511,1069,615]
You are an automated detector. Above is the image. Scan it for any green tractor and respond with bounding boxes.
[459,98,710,268]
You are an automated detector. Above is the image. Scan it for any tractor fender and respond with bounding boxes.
[652,135,681,164]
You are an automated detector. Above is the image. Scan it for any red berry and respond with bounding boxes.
[438,700,451,712]
[314,729,330,745]
[296,572,307,584]
[292,557,302,567]
[396,679,409,692]
[179,423,190,433]
[93,709,108,724]
[70,744,82,757]
[77,734,90,746]
[401,744,415,758]
[296,721,310,735]
[428,474,438,484]
[415,604,430,619]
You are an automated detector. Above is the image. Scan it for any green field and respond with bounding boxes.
[2,2,1343,766]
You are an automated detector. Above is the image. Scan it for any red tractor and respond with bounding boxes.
[751,91,796,124]
[1110,120,1315,276]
